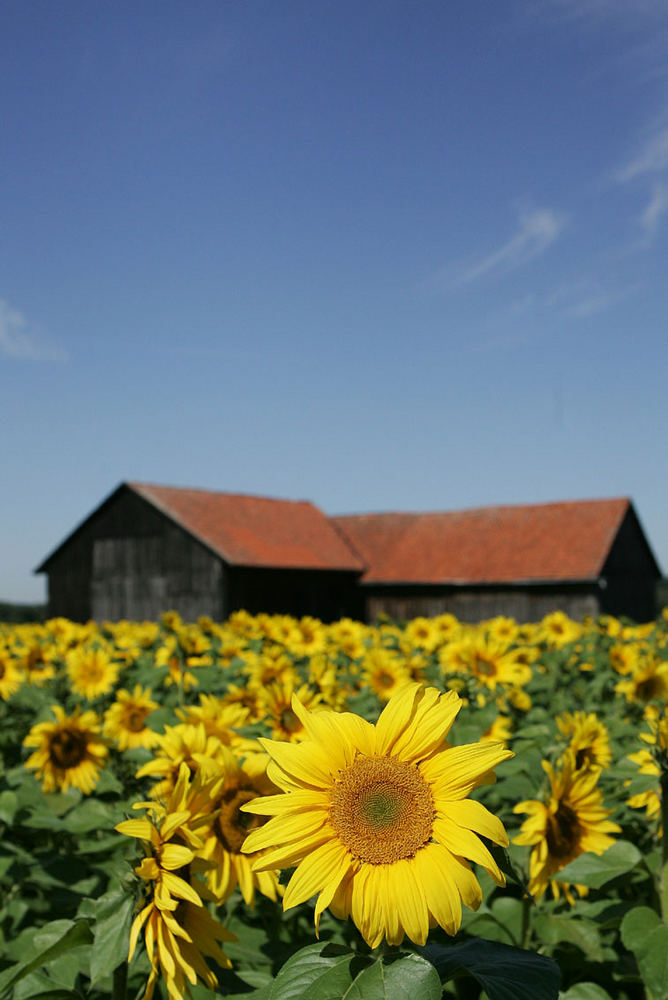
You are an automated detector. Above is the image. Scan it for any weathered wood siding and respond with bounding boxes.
[600,507,660,621]
[363,584,601,624]
[228,567,362,622]
[44,488,225,621]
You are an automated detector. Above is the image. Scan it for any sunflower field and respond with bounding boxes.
[1,608,668,1000]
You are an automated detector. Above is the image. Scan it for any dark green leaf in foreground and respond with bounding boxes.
[620,906,668,1000]
[0,920,93,997]
[555,841,642,889]
[422,937,560,1000]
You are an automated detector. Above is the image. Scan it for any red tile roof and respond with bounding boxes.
[129,483,364,571]
[331,498,632,584]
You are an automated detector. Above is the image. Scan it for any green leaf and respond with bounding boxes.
[555,841,642,889]
[620,905,661,953]
[558,982,614,999]
[0,790,18,824]
[422,938,560,1000]
[90,891,135,985]
[0,920,93,997]
[62,799,120,834]
[532,914,604,963]
[344,953,441,999]
[266,942,365,999]
[620,906,668,1000]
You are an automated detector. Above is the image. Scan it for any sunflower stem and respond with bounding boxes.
[520,892,532,948]
[112,961,127,1000]
[659,772,668,923]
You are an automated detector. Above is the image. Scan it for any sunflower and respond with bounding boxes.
[556,711,612,770]
[21,641,57,685]
[136,723,233,799]
[241,683,512,947]
[199,747,282,906]
[513,752,620,902]
[259,681,324,742]
[66,645,120,699]
[627,715,668,824]
[103,686,160,751]
[116,763,234,1000]
[0,647,24,700]
[361,647,412,702]
[615,657,668,704]
[538,611,583,648]
[23,705,109,794]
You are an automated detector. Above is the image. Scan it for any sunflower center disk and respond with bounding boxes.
[329,755,435,864]
[546,802,580,859]
[217,785,263,854]
[49,728,88,768]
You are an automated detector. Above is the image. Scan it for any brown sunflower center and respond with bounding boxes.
[329,755,434,865]
[49,728,88,769]
[216,785,264,853]
[126,709,148,732]
[377,672,395,689]
[636,676,663,701]
[279,708,302,734]
[474,655,497,677]
[546,802,580,859]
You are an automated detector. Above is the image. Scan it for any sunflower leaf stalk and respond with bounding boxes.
[660,770,668,923]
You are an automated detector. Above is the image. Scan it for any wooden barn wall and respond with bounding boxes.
[228,567,362,622]
[600,508,659,621]
[363,584,601,624]
[44,489,225,622]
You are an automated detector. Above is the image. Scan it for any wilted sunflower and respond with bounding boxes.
[199,747,282,906]
[242,683,512,947]
[103,685,160,751]
[23,705,108,794]
[116,763,234,1000]
[66,645,120,699]
[514,751,620,902]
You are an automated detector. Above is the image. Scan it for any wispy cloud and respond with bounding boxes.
[640,182,668,234]
[616,127,668,183]
[458,207,567,285]
[0,299,66,362]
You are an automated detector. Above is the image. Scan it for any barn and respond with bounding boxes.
[333,498,661,623]
[35,483,365,623]
[36,485,661,623]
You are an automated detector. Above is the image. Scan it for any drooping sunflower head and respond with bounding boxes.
[242,683,513,948]
[115,763,234,1000]
[23,705,109,794]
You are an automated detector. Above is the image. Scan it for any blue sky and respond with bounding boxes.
[2,0,668,604]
